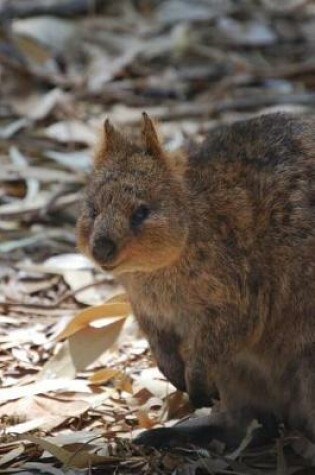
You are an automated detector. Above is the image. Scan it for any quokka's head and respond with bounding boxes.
[77,113,189,275]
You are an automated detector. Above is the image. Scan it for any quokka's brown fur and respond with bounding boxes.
[77,112,315,450]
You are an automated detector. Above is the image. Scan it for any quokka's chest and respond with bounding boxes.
[127,282,190,332]
[122,268,231,334]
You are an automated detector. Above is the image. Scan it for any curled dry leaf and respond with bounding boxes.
[42,295,130,378]
[56,295,130,340]
[89,367,123,385]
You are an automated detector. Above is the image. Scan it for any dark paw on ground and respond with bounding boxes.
[134,427,190,449]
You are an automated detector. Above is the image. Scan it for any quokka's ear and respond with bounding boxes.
[94,119,133,166]
[104,118,125,154]
[142,112,164,158]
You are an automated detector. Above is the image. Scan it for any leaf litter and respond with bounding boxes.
[0,0,315,473]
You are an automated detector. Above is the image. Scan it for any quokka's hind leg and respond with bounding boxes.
[137,316,187,392]
[134,408,278,449]
[285,347,315,461]
[148,330,187,392]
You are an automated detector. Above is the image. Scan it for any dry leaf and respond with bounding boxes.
[0,118,29,139]
[0,445,25,467]
[21,462,65,475]
[137,410,156,429]
[45,121,96,145]
[89,367,122,385]
[67,319,127,371]
[38,341,77,380]
[115,373,134,394]
[0,395,90,433]
[43,314,128,376]
[25,434,120,468]
[12,88,67,121]
[43,253,94,270]
[57,298,130,340]
[134,367,177,399]
[63,270,102,305]
[45,149,91,171]
[13,34,53,65]
[0,379,92,404]
[12,17,78,55]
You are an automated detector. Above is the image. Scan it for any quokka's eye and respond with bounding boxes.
[89,204,98,220]
[130,204,150,229]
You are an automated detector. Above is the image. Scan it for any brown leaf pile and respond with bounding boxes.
[1,0,315,473]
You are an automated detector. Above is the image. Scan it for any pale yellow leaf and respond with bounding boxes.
[42,314,127,377]
[89,367,122,385]
[56,298,131,340]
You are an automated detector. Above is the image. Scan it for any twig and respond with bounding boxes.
[0,276,114,310]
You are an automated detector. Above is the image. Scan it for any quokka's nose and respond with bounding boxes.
[91,236,117,263]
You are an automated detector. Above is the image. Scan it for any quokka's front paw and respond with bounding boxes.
[134,427,192,449]
[134,415,221,449]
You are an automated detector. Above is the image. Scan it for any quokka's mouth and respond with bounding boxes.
[101,264,117,271]
[100,260,123,272]
[92,254,121,272]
